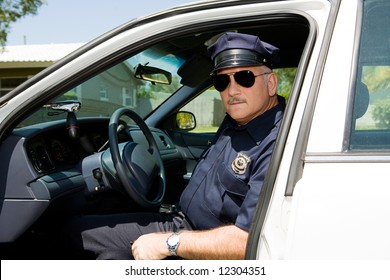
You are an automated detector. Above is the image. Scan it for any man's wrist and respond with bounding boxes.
[166,232,180,256]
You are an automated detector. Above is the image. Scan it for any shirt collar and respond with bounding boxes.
[225,101,285,144]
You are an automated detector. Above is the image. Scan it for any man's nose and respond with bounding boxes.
[227,76,240,95]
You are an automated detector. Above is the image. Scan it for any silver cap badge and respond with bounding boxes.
[231,152,250,175]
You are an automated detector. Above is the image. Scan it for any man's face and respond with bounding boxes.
[217,65,278,125]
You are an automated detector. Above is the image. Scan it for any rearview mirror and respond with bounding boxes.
[134,64,172,85]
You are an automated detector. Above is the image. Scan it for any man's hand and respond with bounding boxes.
[131,232,171,260]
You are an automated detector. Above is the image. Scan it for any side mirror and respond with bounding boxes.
[134,64,172,85]
[176,111,196,131]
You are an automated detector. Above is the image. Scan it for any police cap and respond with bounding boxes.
[208,32,280,72]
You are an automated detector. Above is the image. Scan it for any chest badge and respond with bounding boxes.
[231,152,251,175]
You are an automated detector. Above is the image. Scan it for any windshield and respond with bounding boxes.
[17,44,185,127]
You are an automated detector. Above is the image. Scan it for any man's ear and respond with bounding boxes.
[267,72,278,97]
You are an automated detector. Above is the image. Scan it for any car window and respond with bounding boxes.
[350,0,390,149]
[17,44,185,128]
[15,18,307,131]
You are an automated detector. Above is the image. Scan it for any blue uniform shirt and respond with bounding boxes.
[180,101,285,232]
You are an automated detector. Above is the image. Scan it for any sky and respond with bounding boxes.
[6,0,197,46]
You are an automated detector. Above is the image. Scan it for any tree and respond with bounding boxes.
[0,0,45,47]
[372,98,390,129]
[274,67,297,101]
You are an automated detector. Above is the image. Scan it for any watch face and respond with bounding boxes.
[168,234,179,246]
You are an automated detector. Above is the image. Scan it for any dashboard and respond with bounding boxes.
[27,135,83,174]
[13,117,182,178]
[21,118,128,175]
[1,117,185,244]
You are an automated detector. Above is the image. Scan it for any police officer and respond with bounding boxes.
[68,32,285,260]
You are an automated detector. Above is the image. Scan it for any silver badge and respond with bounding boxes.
[231,152,251,175]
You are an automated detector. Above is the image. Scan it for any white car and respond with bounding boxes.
[0,0,389,259]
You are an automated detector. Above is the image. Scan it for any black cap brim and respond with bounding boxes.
[212,49,268,73]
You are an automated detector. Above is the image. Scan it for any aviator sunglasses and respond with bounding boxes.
[213,70,271,92]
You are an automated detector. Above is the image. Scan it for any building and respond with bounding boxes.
[0,43,84,97]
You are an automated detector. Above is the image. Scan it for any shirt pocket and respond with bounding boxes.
[214,162,249,223]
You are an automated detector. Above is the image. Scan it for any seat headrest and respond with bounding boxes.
[354,82,370,119]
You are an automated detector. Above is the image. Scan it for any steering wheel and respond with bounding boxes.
[108,108,166,208]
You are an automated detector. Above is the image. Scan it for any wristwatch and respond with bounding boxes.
[166,232,180,256]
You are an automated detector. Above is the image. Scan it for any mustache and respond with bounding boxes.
[227,97,246,105]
